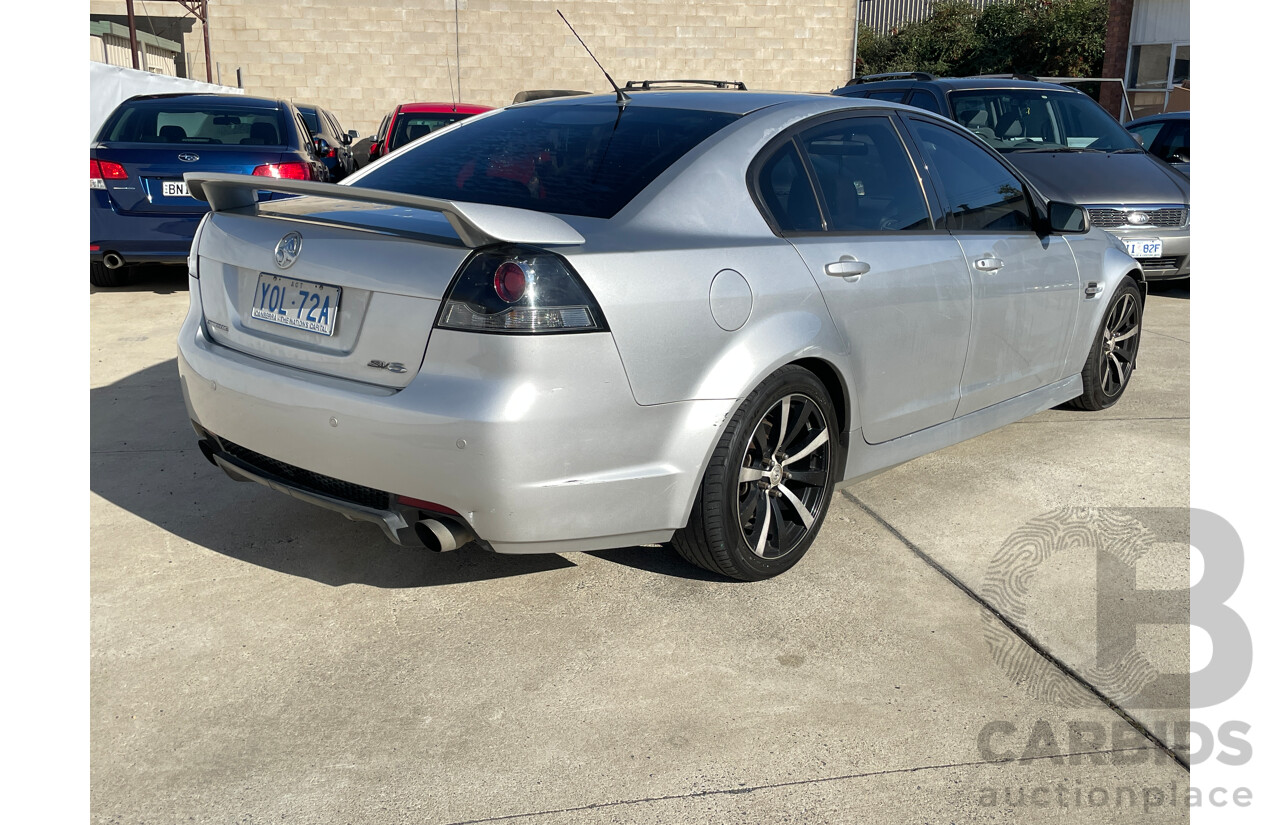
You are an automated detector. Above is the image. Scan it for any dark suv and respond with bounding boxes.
[834,73,1190,280]
[295,104,359,181]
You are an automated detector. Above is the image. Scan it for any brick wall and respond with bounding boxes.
[93,1,855,138]
[1099,0,1133,118]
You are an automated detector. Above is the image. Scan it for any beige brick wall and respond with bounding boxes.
[92,0,855,138]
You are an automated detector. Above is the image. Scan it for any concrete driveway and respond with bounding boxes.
[91,270,1190,823]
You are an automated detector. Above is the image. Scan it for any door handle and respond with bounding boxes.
[824,259,871,281]
[973,257,1005,272]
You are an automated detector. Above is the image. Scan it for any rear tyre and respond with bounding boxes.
[673,366,838,581]
[1068,276,1142,411]
[90,261,130,288]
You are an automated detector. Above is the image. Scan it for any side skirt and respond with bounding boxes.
[838,375,1084,487]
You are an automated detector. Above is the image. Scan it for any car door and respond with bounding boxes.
[754,113,973,444]
[323,109,355,176]
[900,115,1080,416]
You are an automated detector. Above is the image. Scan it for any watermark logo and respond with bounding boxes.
[980,507,1250,710]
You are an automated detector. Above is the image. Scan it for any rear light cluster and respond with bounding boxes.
[252,162,313,180]
[438,245,607,334]
[90,159,127,189]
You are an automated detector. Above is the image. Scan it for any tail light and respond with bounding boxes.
[438,245,607,334]
[90,158,127,189]
[252,162,312,180]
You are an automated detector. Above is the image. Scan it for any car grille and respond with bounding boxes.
[1087,207,1187,229]
[1137,256,1184,271]
[218,438,392,510]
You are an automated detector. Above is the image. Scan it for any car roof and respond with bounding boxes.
[836,77,1083,94]
[515,89,830,116]
[1125,111,1190,125]
[396,102,493,114]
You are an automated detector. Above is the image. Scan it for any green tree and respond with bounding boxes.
[858,0,1106,80]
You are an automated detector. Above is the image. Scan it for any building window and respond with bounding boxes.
[1125,43,1188,117]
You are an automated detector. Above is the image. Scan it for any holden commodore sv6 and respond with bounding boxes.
[177,91,1144,580]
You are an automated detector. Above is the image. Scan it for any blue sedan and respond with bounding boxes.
[90,93,327,287]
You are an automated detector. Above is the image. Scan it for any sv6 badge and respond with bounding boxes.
[367,360,407,374]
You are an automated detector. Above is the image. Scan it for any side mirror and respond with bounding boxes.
[347,129,360,140]
[312,137,332,157]
[1129,130,1145,148]
[368,141,381,160]
[340,133,353,146]
[1047,201,1089,234]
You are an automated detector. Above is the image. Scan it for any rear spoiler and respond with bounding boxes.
[183,172,585,248]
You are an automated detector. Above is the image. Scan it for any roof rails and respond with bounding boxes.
[970,73,1040,81]
[849,71,937,85]
[623,79,748,90]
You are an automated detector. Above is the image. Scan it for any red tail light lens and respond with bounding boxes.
[493,261,528,303]
[252,162,312,180]
[90,159,127,181]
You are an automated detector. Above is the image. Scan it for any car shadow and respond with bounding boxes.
[1147,279,1189,299]
[91,358,579,588]
[586,546,732,582]
[90,263,190,296]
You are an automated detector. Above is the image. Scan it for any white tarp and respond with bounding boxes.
[90,62,244,142]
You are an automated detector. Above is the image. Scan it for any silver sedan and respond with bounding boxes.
[178,91,1144,580]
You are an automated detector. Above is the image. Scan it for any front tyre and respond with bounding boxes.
[673,366,838,581]
[1069,275,1143,411]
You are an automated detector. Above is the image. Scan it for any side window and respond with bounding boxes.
[756,141,823,232]
[798,116,932,232]
[1129,122,1164,152]
[295,114,313,150]
[908,119,1036,232]
[906,90,943,115]
[1155,120,1189,162]
[865,89,907,102]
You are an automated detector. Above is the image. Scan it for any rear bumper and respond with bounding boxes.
[91,192,204,264]
[177,277,736,553]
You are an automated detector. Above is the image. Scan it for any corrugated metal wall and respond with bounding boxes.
[1130,0,1190,43]
[858,0,1001,36]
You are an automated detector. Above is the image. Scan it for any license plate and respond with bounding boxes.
[1124,238,1162,258]
[162,180,190,197]
[251,274,341,336]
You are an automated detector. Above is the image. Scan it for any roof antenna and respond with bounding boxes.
[557,9,629,109]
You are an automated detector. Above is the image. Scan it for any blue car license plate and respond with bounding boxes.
[250,273,341,336]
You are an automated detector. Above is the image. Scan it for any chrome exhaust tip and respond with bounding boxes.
[103,252,125,269]
[414,518,474,552]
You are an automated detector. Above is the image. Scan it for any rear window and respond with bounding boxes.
[101,100,288,146]
[355,104,741,219]
[389,111,477,149]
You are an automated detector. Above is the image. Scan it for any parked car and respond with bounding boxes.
[1125,110,1189,177]
[367,102,492,161]
[295,103,360,181]
[178,91,1143,581]
[90,93,327,287]
[834,73,1190,280]
[357,114,390,166]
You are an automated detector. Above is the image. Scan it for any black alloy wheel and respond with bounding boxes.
[674,366,838,580]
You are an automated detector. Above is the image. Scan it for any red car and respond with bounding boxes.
[367,102,493,161]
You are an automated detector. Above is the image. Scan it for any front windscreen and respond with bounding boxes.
[101,100,288,146]
[354,104,741,219]
[948,89,1140,154]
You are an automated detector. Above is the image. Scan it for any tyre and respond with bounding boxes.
[1068,276,1142,411]
[673,366,838,581]
[90,261,130,288]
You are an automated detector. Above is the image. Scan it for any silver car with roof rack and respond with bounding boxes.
[178,89,1145,580]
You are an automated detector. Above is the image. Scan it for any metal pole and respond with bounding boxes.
[202,0,213,84]
[851,0,860,81]
[125,0,140,70]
